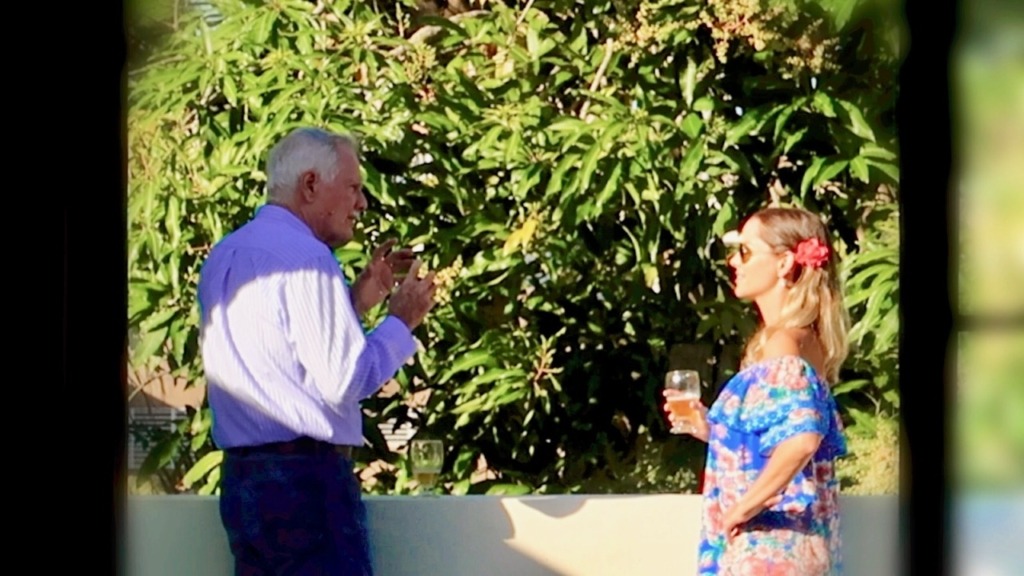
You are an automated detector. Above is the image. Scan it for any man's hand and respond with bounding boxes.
[352,239,416,315]
[388,260,437,330]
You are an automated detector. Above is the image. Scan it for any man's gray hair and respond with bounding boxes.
[265,127,359,201]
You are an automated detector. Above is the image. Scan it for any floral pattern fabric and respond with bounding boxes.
[697,355,848,575]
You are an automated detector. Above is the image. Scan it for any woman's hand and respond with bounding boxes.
[661,390,710,442]
[722,494,784,541]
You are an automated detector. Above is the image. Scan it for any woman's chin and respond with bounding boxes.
[731,286,753,301]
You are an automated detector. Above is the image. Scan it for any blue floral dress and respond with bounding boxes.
[697,355,848,575]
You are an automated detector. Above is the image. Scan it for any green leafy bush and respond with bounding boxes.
[127,0,902,495]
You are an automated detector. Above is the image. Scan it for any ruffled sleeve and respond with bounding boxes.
[707,355,847,459]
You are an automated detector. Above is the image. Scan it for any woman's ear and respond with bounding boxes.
[777,251,797,282]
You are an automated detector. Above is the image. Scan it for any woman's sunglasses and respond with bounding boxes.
[728,244,754,263]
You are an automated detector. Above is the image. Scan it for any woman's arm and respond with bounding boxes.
[722,432,821,538]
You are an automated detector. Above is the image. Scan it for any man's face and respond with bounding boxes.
[309,145,367,248]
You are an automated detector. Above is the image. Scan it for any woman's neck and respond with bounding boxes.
[754,289,786,328]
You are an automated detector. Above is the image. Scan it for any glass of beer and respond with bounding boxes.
[410,439,444,490]
[664,369,702,434]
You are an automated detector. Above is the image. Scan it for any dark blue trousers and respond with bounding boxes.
[218,449,373,575]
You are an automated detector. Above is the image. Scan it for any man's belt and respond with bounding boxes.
[226,436,355,459]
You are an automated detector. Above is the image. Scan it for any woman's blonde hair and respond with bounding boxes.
[739,206,850,383]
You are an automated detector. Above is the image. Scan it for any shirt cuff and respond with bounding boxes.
[369,315,419,365]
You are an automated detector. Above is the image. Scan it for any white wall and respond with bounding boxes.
[125,495,898,576]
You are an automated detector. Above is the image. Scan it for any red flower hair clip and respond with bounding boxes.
[793,237,830,269]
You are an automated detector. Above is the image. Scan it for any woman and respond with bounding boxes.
[664,206,850,575]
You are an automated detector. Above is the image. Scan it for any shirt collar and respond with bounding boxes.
[255,203,317,238]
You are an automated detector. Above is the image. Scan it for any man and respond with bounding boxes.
[197,127,437,575]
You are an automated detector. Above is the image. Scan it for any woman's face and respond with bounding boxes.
[728,217,784,300]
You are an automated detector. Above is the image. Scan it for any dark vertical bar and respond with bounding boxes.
[897,0,956,573]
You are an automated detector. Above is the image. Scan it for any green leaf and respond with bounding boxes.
[522,408,536,428]
[875,308,900,352]
[847,247,899,268]
[594,161,624,214]
[774,98,806,140]
[783,127,809,154]
[128,287,160,323]
[545,153,578,197]
[512,164,543,200]
[814,158,849,188]
[681,114,703,139]
[197,466,221,495]
[859,144,897,161]
[453,449,477,476]
[847,278,895,307]
[847,407,878,433]
[680,139,705,178]
[451,396,487,416]
[454,73,488,112]
[190,429,209,453]
[576,122,626,197]
[623,224,643,265]
[132,326,169,365]
[465,368,524,388]
[166,195,181,245]
[711,199,735,236]
[849,262,898,286]
[849,157,871,183]
[546,117,586,133]
[883,388,900,408]
[182,450,224,489]
[696,315,718,339]
[485,483,532,496]
[860,290,891,339]
[837,99,876,142]
[222,75,238,106]
[725,110,763,147]
[827,0,859,28]
[813,92,837,118]
[454,411,474,429]
[833,379,870,395]
[490,385,528,407]
[504,131,523,165]
[437,350,496,385]
[296,29,313,55]
[169,317,189,367]
[190,405,212,435]
[865,158,900,183]
[692,97,715,112]
[527,27,540,57]
[137,432,180,481]
[681,56,697,108]
[800,156,828,195]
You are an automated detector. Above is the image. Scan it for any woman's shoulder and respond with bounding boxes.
[745,329,827,382]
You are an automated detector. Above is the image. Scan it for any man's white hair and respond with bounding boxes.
[265,127,359,201]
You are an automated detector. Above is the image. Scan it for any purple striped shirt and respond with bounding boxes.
[197,204,417,449]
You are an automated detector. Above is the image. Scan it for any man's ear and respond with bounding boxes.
[298,171,318,203]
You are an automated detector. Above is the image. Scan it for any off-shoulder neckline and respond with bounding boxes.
[740,354,829,385]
